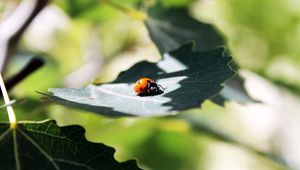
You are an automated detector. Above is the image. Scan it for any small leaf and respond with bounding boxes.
[144,3,256,105]
[46,43,234,117]
[0,120,141,170]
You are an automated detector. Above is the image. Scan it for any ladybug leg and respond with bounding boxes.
[147,89,153,96]
[147,82,151,89]
[138,92,146,96]
[158,85,166,91]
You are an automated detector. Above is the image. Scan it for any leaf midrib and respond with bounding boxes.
[13,129,20,170]
[93,86,166,103]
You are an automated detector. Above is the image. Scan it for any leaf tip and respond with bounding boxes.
[181,41,197,50]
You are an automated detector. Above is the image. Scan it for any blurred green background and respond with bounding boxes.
[1,0,300,169]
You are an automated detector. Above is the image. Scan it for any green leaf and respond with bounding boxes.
[0,120,141,170]
[145,4,224,54]
[46,43,234,117]
[144,4,256,105]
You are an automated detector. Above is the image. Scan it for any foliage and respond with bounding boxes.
[47,43,234,116]
[145,2,255,105]
[0,0,298,170]
[0,120,140,170]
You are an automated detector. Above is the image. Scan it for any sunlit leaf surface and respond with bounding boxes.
[47,43,234,116]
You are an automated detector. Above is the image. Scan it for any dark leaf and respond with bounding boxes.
[145,4,256,105]
[145,4,224,54]
[0,120,141,170]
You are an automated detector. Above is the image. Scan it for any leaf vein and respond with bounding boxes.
[0,128,11,140]
[17,128,60,170]
[95,86,166,103]
[54,159,97,170]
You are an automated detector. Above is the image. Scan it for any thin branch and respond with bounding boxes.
[0,0,50,73]
[5,56,44,91]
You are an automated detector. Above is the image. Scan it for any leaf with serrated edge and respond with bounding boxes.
[145,3,256,105]
[0,120,141,170]
[46,43,234,117]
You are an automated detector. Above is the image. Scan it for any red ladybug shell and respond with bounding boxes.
[134,78,155,94]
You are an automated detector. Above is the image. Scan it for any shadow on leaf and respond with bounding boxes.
[46,43,234,117]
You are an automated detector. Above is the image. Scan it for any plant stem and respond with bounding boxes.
[0,74,17,128]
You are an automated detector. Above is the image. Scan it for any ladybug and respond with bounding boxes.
[134,78,164,96]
